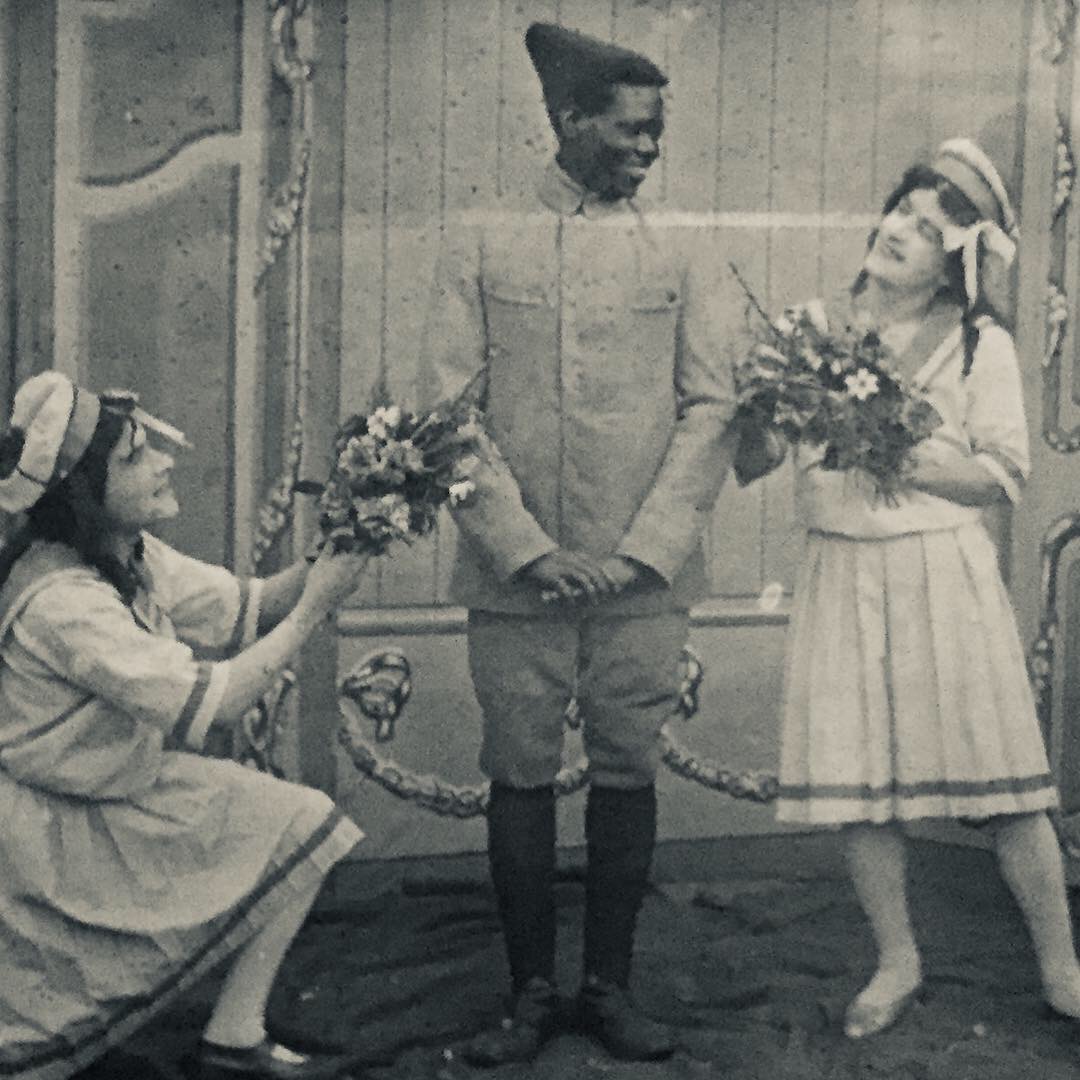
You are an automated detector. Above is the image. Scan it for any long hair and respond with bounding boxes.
[855,163,1008,376]
[0,405,141,604]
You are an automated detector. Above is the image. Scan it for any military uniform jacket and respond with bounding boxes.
[419,161,737,614]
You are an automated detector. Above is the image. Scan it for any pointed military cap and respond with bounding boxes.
[524,22,667,120]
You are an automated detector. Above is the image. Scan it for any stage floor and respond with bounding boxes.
[79,832,1080,1080]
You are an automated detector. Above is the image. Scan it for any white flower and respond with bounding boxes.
[371,404,402,429]
[367,405,402,441]
[457,415,485,441]
[844,368,880,401]
[378,493,412,534]
[375,494,412,533]
[774,310,796,335]
[448,479,476,507]
[398,439,426,474]
[356,493,411,535]
[456,454,481,477]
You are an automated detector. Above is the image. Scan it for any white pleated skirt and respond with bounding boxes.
[776,522,1057,826]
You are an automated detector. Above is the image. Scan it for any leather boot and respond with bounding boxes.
[578,784,674,1061]
[576,975,675,1062]
[463,976,562,1067]
[464,783,560,1066]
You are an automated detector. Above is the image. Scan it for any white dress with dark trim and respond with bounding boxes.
[0,534,362,1079]
[776,298,1057,826]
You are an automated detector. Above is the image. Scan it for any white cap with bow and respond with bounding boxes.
[932,137,1019,310]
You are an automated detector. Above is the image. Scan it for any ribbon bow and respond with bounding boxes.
[939,219,1017,309]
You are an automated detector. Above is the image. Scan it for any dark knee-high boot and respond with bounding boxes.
[465,782,560,1067]
[488,781,557,991]
[579,784,674,1061]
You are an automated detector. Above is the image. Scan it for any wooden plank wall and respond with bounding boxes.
[338,0,1032,614]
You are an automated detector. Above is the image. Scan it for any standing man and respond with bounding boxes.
[419,22,737,1067]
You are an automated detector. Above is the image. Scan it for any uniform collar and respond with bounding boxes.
[537,159,634,219]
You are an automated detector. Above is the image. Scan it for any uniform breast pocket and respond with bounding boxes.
[625,283,681,371]
[481,279,556,360]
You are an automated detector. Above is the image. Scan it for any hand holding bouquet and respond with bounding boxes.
[297,373,487,557]
[729,265,941,502]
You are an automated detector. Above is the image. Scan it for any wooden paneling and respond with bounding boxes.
[327,0,1042,856]
[376,0,444,607]
[12,0,55,396]
[52,0,268,568]
[80,169,240,566]
[78,1,243,184]
[0,1,18,420]
[337,0,1034,614]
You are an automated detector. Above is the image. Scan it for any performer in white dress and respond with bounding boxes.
[775,138,1080,1039]
[0,372,368,1078]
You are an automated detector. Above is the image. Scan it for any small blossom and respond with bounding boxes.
[457,415,485,441]
[774,310,796,335]
[354,494,411,536]
[367,405,403,441]
[399,439,426,473]
[371,404,402,430]
[845,368,880,401]
[448,479,476,506]
[382,495,412,533]
[456,453,481,477]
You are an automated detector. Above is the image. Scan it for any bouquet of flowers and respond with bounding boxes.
[296,373,487,556]
[729,265,941,502]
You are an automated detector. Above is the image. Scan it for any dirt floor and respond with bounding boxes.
[77,832,1080,1080]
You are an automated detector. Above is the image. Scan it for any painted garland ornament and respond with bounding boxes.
[337,645,779,815]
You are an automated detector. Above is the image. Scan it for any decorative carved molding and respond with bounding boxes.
[254,0,312,293]
[1042,282,1076,451]
[249,0,312,571]
[251,417,305,569]
[1043,0,1078,63]
[1029,514,1080,856]
[1055,114,1076,222]
[337,646,781,816]
[270,0,312,86]
[236,669,296,777]
[254,141,311,294]
[1028,513,1080,743]
[236,0,313,775]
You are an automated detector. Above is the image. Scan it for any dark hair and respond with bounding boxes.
[855,163,1008,376]
[0,406,141,604]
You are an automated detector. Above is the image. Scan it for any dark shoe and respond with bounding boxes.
[196,1038,356,1078]
[462,976,562,1067]
[575,975,675,1062]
